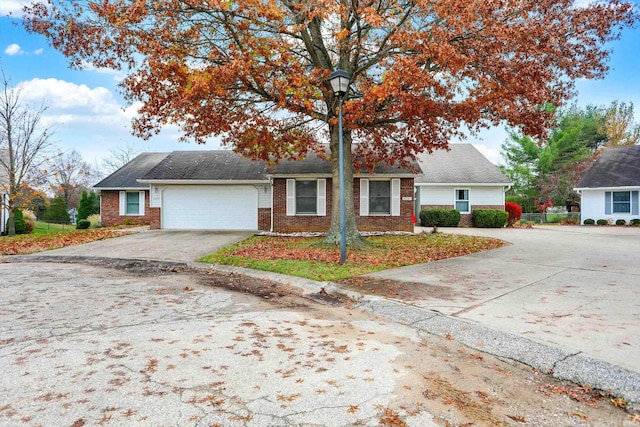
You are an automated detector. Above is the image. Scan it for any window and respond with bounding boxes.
[612,191,631,213]
[360,179,400,216]
[455,189,469,213]
[126,192,140,215]
[295,180,317,214]
[119,191,145,216]
[369,181,391,214]
[286,179,326,216]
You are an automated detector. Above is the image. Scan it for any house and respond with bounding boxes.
[574,145,640,224]
[94,150,418,232]
[414,144,512,226]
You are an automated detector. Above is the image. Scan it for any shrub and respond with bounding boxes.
[615,219,627,226]
[22,209,36,234]
[77,190,100,221]
[472,209,508,228]
[583,218,595,225]
[596,219,608,226]
[419,209,461,227]
[560,216,579,225]
[87,214,102,228]
[504,202,522,227]
[6,210,27,234]
[76,219,91,229]
[630,218,640,226]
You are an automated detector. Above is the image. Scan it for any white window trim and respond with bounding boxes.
[119,190,145,216]
[360,178,400,217]
[455,188,470,214]
[286,179,326,216]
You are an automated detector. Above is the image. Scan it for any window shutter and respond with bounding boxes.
[604,191,612,215]
[360,179,369,216]
[632,191,639,215]
[286,179,296,216]
[317,179,326,216]
[139,191,145,216]
[119,191,126,216]
[391,179,401,216]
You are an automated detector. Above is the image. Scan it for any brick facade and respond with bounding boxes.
[419,203,505,227]
[102,179,415,233]
[272,177,414,233]
[100,190,156,227]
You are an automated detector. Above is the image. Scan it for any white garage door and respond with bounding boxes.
[162,185,258,230]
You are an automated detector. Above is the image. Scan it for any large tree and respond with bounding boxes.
[24,0,634,243]
[0,71,55,236]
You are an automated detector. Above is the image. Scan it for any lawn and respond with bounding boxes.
[33,221,76,234]
[0,228,133,255]
[199,233,507,281]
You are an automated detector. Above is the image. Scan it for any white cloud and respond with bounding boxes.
[473,143,503,166]
[0,0,31,17]
[4,43,25,56]
[33,48,44,55]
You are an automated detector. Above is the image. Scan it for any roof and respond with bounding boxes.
[415,144,511,185]
[141,151,268,182]
[268,148,419,176]
[94,152,170,189]
[575,145,640,189]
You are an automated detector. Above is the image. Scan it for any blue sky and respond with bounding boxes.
[1,0,639,168]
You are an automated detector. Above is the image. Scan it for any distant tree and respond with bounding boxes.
[0,68,55,235]
[43,194,70,223]
[499,133,541,212]
[77,190,99,221]
[601,101,640,147]
[49,150,94,209]
[100,143,144,176]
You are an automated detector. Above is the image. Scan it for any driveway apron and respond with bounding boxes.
[362,226,640,375]
[34,229,255,263]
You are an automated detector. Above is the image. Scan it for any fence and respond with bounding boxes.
[520,212,581,224]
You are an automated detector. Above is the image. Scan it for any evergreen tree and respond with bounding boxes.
[77,190,100,221]
[44,195,71,223]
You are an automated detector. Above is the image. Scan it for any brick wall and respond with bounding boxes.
[272,177,414,233]
[419,203,505,227]
[100,190,155,227]
[258,208,271,231]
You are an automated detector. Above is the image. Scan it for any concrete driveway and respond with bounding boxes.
[361,226,640,377]
[36,229,255,263]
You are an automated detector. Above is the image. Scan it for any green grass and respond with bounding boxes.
[198,233,506,281]
[33,221,75,235]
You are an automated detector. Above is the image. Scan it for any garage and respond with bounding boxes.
[161,185,258,230]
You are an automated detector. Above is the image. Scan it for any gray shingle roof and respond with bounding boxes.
[94,152,169,189]
[575,145,640,189]
[415,144,511,184]
[141,151,268,181]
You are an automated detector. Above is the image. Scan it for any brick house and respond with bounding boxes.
[94,150,418,232]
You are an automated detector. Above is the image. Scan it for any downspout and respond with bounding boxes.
[269,177,274,232]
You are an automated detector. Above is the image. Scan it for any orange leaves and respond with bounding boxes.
[0,229,133,255]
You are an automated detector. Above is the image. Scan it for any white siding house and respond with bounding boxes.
[415,144,512,226]
[575,146,640,225]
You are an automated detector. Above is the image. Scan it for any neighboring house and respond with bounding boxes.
[93,152,170,227]
[0,148,9,234]
[414,144,512,226]
[95,150,418,232]
[574,145,640,224]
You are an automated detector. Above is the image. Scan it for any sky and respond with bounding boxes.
[1,0,639,170]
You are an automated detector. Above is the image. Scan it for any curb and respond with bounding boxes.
[195,262,640,409]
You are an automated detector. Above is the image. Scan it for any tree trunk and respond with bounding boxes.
[7,207,15,236]
[322,125,367,248]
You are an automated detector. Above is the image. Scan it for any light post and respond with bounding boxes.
[329,68,351,265]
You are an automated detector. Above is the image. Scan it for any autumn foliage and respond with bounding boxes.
[0,229,132,255]
[22,0,636,241]
[504,202,523,227]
